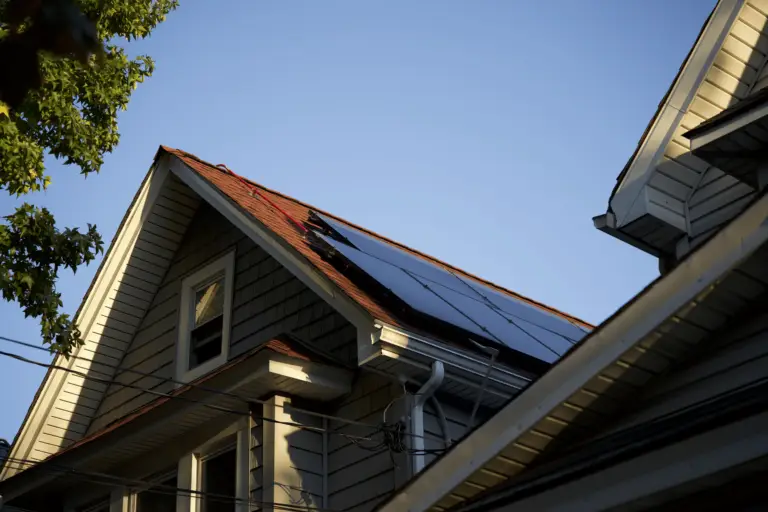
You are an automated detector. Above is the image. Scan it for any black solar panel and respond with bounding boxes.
[315,213,589,363]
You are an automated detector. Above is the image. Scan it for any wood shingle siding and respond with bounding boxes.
[88,202,357,433]
[327,373,401,512]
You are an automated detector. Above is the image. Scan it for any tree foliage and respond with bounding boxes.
[0,0,177,356]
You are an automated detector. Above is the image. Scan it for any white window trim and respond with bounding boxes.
[176,251,236,383]
[179,418,251,512]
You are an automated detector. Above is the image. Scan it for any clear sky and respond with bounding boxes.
[0,0,716,440]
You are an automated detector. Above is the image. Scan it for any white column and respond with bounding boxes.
[177,452,200,512]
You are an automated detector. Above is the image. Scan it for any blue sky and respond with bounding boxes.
[0,0,715,440]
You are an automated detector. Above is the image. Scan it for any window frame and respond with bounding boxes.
[179,419,251,512]
[176,251,235,383]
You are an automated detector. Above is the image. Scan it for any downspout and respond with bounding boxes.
[411,361,445,475]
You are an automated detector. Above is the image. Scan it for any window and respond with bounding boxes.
[135,472,178,512]
[200,447,237,512]
[177,252,235,382]
[178,420,250,512]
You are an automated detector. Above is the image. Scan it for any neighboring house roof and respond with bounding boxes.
[379,186,768,511]
[606,3,717,208]
[594,0,767,257]
[4,145,590,483]
[683,83,768,138]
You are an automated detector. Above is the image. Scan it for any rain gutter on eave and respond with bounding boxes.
[378,185,768,512]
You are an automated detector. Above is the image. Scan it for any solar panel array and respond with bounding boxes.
[315,213,589,364]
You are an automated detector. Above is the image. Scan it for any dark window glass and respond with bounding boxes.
[201,448,237,512]
[189,277,225,369]
[136,474,178,512]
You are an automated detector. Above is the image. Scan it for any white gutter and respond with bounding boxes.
[374,323,532,392]
[380,190,768,512]
[412,361,445,474]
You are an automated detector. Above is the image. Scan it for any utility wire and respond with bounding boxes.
[0,337,448,445]
[0,349,382,445]
[1,455,333,512]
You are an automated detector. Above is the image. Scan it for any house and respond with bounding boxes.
[378,1,768,510]
[0,146,591,512]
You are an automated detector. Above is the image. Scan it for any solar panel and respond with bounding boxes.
[315,214,589,363]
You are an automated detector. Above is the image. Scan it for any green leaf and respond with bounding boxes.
[0,0,177,355]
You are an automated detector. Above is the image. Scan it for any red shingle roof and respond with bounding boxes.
[161,146,592,338]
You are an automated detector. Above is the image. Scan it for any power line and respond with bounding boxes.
[1,455,333,512]
[0,349,381,445]
[0,337,448,445]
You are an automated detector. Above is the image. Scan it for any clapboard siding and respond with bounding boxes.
[422,399,480,467]
[687,168,756,238]
[604,307,768,435]
[87,203,248,432]
[616,1,768,255]
[88,202,358,433]
[21,175,200,462]
[327,373,400,512]
[281,407,325,507]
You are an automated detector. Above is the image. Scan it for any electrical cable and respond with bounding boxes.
[0,335,447,445]
[1,455,332,512]
[0,349,375,445]
[215,163,309,235]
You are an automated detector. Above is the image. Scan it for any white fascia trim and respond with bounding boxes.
[371,323,532,392]
[1,160,171,481]
[498,411,768,512]
[266,354,353,395]
[379,190,768,512]
[689,100,768,151]
[593,213,665,257]
[167,157,374,332]
[610,0,743,227]
[176,251,235,384]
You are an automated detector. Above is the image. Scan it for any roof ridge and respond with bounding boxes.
[162,146,593,329]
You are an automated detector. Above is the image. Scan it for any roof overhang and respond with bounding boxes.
[0,338,353,506]
[685,90,768,188]
[597,0,745,256]
[359,323,535,410]
[473,409,768,511]
[378,185,768,511]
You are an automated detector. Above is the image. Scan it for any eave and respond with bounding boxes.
[0,339,353,506]
[685,86,768,188]
[378,185,768,512]
[597,0,760,257]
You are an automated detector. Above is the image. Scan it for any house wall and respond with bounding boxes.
[88,203,357,433]
[324,372,402,512]
[16,173,202,464]
[604,305,768,433]
[257,395,325,510]
[686,168,755,242]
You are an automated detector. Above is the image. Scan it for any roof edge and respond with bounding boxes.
[1,159,161,480]
[159,146,593,330]
[377,179,768,512]
[607,0,729,206]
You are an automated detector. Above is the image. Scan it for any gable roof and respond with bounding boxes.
[379,182,768,511]
[163,146,591,333]
[595,0,767,255]
[607,2,718,207]
[4,145,590,480]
